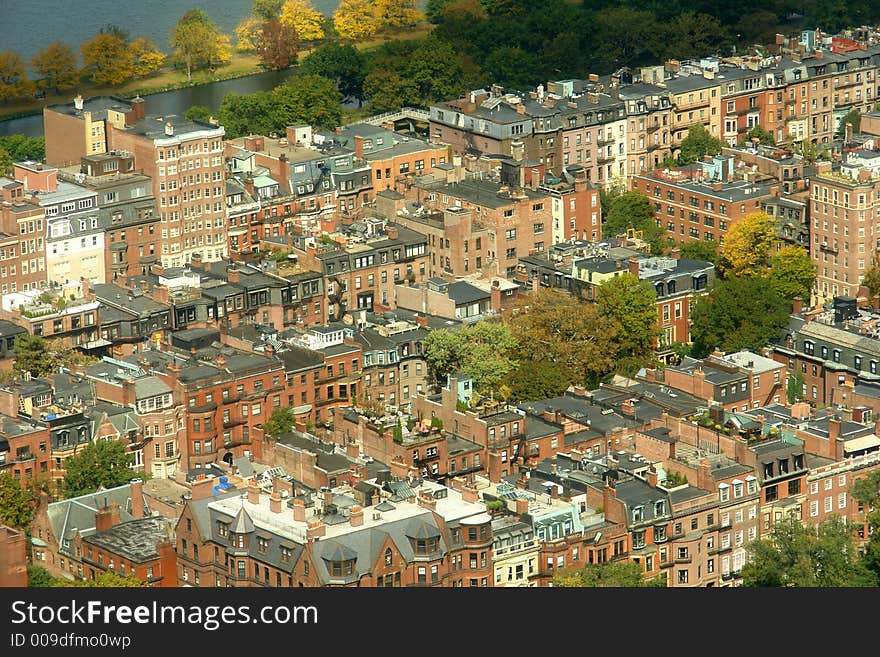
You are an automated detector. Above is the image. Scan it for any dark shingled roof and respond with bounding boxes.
[82,516,172,563]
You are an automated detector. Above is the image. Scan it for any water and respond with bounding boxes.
[2,0,340,64]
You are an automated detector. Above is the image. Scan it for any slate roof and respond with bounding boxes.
[82,516,173,563]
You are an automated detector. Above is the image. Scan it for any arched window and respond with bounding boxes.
[384,548,392,566]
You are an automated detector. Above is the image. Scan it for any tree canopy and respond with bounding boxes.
[80,33,134,86]
[689,275,791,358]
[280,0,326,41]
[0,472,33,528]
[554,561,662,587]
[597,272,659,374]
[740,516,876,587]
[423,320,517,395]
[31,43,79,93]
[767,245,816,303]
[53,572,144,587]
[719,211,776,278]
[0,51,36,103]
[677,239,719,264]
[678,123,725,165]
[257,19,299,70]
[170,9,232,81]
[603,190,664,254]
[62,440,134,499]
[264,406,298,439]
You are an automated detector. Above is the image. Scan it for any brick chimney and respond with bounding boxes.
[792,296,803,314]
[828,417,841,443]
[515,497,529,518]
[415,315,427,328]
[129,479,144,518]
[350,505,364,526]
[293,498,306,522]
[247,478,260,505]
[386,225,398,240]
[226,266,240,284]
[354,135,364,159]
[95,502,121,532]
[190,474,215,501]
[306,519,326,540]
[417,492,437,510]
[645,467,658,487]
[461,485,480,503]
[269,491,282,513]
[627,256,640,277]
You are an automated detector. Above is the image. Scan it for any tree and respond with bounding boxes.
[863,255,880,299]
[363,70,418,112]
[31,43,79,93]
[852,469,880,579]
[299,42,366,102]
[14,334,54,377]
[597,273,659,374]
[0,147,12,177]
[740,124,775,146]
[272,74,343,130]
[678,239,719,264]
[768,245,816,303]
[377,0,425,28]
[719,211,776,277]
[81,33,134,86]
[838,107,860,138]
[0,135,45,162]
[405,38,467,103]
[62,440,134,499]
[27,565,55,587]
[423,321,517,395]
[264,406,298,439]
[333,0,382,41]
[0,51,35,103]
[603,190,664,254]
[218,91,277,138]
[689,276,791,358]
[507,288,617,391]
[130,38,166,77]
[184,105,213,122]
[253,0,285,20]
[554,561,661,587]
[235,18,265,52]
[740,516,876,587]
[678,123,725,165]
[170,9,232,81]
[501,359,570,403]
[0,472,33,528]
[786,369,805,404]
[258,19,299,70]
[53,572,144,587]
[658,12,726,61]
[280,0,326,41]
[484,47,538,90]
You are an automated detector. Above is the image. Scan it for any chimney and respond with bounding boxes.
[190,474,215,500]
[129,478,144,518]
[845,122,853,143]
[670,246,680,260]
[515,497,529,518]
[627,256,640,277]
[350,505,364,526]
[80,277,90,299]
[873,294,880,311]
[490,283,501,311]
[417,492,437,510]
[461,485,479,503]
[293,498,306,522]
[130,96,145,120]
[548,484,559,500]
[323,489,333,508]
[247,478,260,505]
[792,296,803,314]
[226,266,240,284]
[386,225,398,240]
[95,502,121,532]
[354,134,364,159]
[306,519,326,540]
[645,468,658,487]
[588,73,599,82]
[243,176,255,199]
[415,315,427,328]
[828,417,841,443]
[74,95,84,111]
[165,122,174,137]
[269,491,282,513]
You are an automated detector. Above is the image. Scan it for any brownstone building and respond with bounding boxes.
[0,524,27,586]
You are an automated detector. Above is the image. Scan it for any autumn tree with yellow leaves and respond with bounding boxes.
[280,0,325,41]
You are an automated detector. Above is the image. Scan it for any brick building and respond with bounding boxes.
[0,524,27,586]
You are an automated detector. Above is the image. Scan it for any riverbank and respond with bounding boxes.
[0,23,434,122]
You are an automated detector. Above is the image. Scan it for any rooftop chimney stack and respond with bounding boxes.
[74,95,84,111]
[165,122,174,137]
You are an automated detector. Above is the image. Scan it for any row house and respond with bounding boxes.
[175,474,494,587]
[632,155,778,246]
[30,480,153,581]
[0,176,47,294]
[0,285,101,349]
[613,75,676,176]
[0,412,51,485]
[659,350,787,413]
[133,346,286,470]
[0,524,26,586]
[92,283,172,357]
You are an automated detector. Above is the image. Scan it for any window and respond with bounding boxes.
[677,570,688,584]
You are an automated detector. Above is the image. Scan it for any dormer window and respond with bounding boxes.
[654,500,666,516]
[329,559,354,577]
[632,506,644,522]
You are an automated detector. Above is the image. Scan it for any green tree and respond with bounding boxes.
[0,147,12,176]
[31,43,79,93]
[507,287,617,391]
[603,190,664,254]
[423,321,517,395]
[740,124,775,146]
[554,561,661,587]
[253,0,285,20]
[597,272,659,374]
[62,440,134,499]
[483,47,538,90]
[170,9,232,81]
[264,406,298,439]
[719,211,776,277]
[27,565,55,587]
[271,74,343,130]
[363,70,418,112]
[184,105,213,122]
[740,516,876,587]
[217,91,276,138]
[257,18,299,70]
[0,51,35,103]
[838,108,860,138]
[786,369,805,404]
[53,572,144,587]
[80,33,134,86]
[299,43,366,101]
[852,469,880,579]
[14,334,54,377]
[405,38,467,103]
[678,123,725,165]
[678,240,719,264]
[690,276,791,358]
[863,255,880,299]
[0,472,33,528]
[0,135,45,162]
[767,245,816,303]
[658,12,726,61]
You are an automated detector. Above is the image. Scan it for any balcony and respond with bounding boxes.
[647,143,662,151]
[597,154,615,164]
[819,241,838,253]
[597,136,615,146]
[646,123,662,133]
[674,555,692,565]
